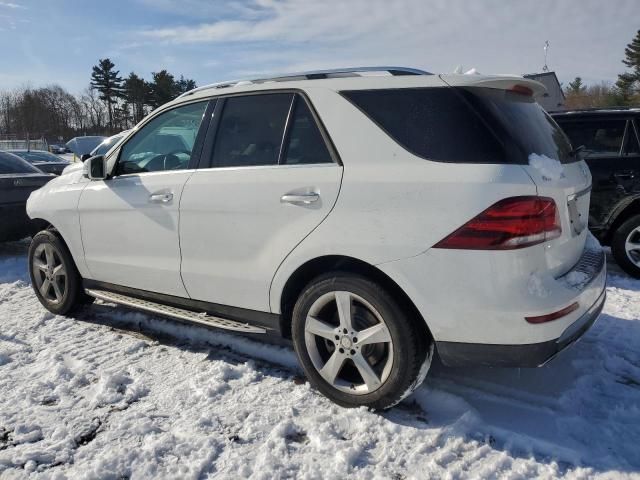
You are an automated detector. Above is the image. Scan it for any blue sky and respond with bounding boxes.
[1,0,638,94]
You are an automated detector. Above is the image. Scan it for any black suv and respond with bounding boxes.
[552,108,640,277]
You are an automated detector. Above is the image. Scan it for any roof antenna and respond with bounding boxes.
[543,40,550,72]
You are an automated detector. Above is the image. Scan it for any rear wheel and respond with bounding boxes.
[28,230,91,315]
[291,273,432,410]
[611,214,640,279]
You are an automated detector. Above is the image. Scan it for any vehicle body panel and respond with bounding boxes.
[26,72,606,366]
[77,170,194,296]
[552,111,640,243]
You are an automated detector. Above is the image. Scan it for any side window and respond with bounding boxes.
[560,120,626,158]
[211,93,293,168]
[623,120,640,156]
[342,88,505,163]
[282,97,333,165]
[117,101,208,175]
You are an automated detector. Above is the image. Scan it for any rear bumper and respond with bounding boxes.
[436,288,606,367]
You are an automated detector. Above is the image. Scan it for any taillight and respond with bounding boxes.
[434,196,561,250]
[509,85,534,96]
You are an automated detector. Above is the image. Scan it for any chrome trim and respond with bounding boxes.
[281,193,320,204]
[193,163,340,173]
[178,66,432,98]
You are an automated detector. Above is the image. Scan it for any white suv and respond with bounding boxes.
[26,67,606,409]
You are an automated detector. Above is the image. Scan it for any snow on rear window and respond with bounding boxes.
[528,153,564,181]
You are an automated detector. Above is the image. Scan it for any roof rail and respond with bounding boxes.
[178,66,431,99]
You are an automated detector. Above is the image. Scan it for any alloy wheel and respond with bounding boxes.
[304,291,394,395]
[32,243,67,305]
[625,226,640,267]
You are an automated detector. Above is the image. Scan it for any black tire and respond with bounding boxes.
[28,230,92,315]
[611,214,640,279]
[291,273,433,410]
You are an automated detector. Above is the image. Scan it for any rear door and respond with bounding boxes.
[180,92,342,312]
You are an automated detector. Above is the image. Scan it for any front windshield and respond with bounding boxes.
[92,135,123,156]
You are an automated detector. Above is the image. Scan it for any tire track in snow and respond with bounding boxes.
[1,242,639,478]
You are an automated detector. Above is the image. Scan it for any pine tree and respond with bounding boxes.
[148,70,179,109]
[123,72,150,124]
[90,58,124,131]
[622,29,640,73]
[566,77,586,95]
[176,75,197,95]
[616,30,640,105]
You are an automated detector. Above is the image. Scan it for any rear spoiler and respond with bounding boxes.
[438,74,547,97]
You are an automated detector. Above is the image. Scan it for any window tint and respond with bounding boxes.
[211,94,293,168]
[342,87,505,163]
[118,101,208,175]
[0,151,42,174]
[559,120,626,158]
[282,98,332,165]
[464,88,574,164]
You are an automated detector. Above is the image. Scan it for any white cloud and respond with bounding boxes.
[134,0,639,85]
[0,1,25,8]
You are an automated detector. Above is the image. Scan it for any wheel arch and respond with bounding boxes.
[29,218,89,278]
[277,255,433,342]
[604,196,640,245]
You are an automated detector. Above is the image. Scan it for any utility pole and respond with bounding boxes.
[543,40,550,72]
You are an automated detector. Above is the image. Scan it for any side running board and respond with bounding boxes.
[85,289,266,334]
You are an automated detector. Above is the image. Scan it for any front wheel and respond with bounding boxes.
[291,273,433,410]
[28,230,89,315]
[611,214,640,279]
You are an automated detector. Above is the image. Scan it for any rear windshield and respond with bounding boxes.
[465,88,575,164]
[11,150,64,163]
[0,151,42,174]
[342,87,574,164]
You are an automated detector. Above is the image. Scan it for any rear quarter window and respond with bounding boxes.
[341,87,505,163]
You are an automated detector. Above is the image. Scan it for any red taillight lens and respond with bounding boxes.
[434,196,561,250]
[509,85,534,96]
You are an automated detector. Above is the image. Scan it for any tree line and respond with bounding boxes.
[564,30,640,109]
[0,58,197,141]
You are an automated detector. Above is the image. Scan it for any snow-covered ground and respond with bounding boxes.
[0,240,639,479]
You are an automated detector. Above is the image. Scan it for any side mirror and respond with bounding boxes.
[84,155,107,180]
[80,153,92,162]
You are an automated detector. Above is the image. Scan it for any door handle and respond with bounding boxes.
[281,193,320,204]
[149,192,173,203]
[613,171,635,180]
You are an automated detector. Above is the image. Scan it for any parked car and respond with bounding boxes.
[26,67,606,409]
[0,151,52,242]
[552,108,640,278]
[65,136,106,161]
[48,144,67,154]
[8,149,71,176]
[82,131,130,161]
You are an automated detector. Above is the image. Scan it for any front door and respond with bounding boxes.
[78,100,210,296]
[180,93,343,311]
